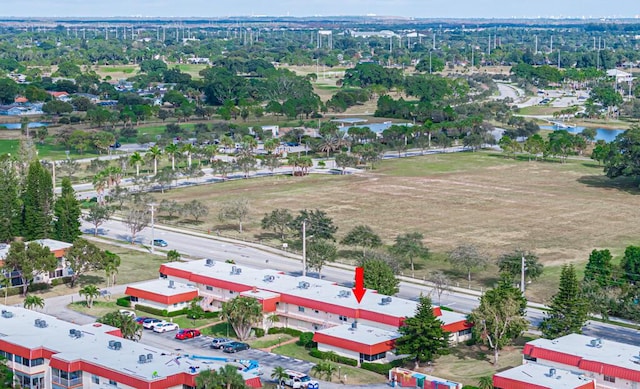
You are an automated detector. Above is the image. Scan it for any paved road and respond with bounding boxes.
[81,219,640,347]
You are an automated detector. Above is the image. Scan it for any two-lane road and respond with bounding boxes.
[83,219,640,346]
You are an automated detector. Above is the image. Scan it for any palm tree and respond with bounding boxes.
[79,285,101,308]
[478,376,493,389]
[0,275,10,305]
[220,135,235,153]
[181,143,196,168]
[202,144,219,164]
[263,138,279,154]
[147,145,163,175]
[196,365,246,389]
[271,366,288,386]
[23,295,45,311]
[129,151,143,176]
[164,143,179,170]
[92,171,108,205]
[319,136,337,157]
[242,135,258,152]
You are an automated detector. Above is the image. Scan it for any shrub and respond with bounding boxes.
[51,277,72,287]
[253,328,265,338]
[308,349,358,366]
[267,327,303,337]
[297,332,316,348]
[116,297,131,308]
[361,362,393,375]
[28,282,50,293]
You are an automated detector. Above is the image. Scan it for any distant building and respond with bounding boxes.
[493,363,595,389]
[0,239,73,286]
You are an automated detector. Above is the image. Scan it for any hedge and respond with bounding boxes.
[116,297,131,308]
[267,327,303,337]
[296,332,316,348]
[253,328,265,338]
[51,277,72,287]
[361,362,393,375]
[134,304,188,317]
[308,349,358,366]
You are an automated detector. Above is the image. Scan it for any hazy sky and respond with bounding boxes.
[1,0,639,18]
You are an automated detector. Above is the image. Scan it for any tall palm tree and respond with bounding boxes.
[181,143,196,168]
[147,145,163,175]
[23,295,45,311]
[242,135,258,152]
[0,275,10,305]
[164,143,179,170]
[263,138,279,154]
[79,285,101,308]
[319,136,337,158]
[220,135,235,153]
[271,366,288,386]
[196,365,245,389]
[478,376,493,389]
[92,171,108,205]
[202,144,219,164]
[129,151,143,176]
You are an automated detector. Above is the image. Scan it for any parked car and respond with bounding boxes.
[142,318,162,329]
[222,341,250,353]
[135,316,150,324]
[210,338,233,349]
[175,329,201,340]
[119,309,136,319]
[153,239,168,247]
[153,322,179,333]
[280,370,317,389]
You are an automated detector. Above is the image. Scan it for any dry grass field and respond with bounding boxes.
[154,151,640,301]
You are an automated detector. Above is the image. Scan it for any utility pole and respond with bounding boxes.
[149,203,157,254]
[520,254,526,293]
[302,220,307,277]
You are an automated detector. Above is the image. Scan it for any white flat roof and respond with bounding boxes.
[527,333,640,373]
[129,279,198,296]
[164,260,468,325]
[0,305,256,382]
[316,323,400,346]
[495,363,595,388]
[32,239,73,252]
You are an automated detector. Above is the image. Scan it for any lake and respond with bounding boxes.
[541,125,625,143]
[0,122,49,130]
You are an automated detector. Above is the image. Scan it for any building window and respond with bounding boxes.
[229,291,235,294]
[109,379,118,386]
[458,328,472,336]
[339,315,348,322]
[314,310,319,314]
[206,286,213,291]
[298,307,305,312]
[360,352,386,361]
[523,354,537,362]
[604,376,615,383]
[30,358,44,367]
[92,375,100,384]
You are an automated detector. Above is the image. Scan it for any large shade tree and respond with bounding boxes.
[539,264,588,339]
[4,241,57,295]
[52,177,82,243]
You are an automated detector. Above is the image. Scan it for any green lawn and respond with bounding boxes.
[0,139,19,155]
[200,321,238,338]
[248,334,294,349]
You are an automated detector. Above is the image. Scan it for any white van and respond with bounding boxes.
[280,370,319,389]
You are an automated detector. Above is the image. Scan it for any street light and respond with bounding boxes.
[149,203,158,254]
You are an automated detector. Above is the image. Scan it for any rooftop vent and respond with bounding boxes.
[230,266,242,275]
[138,354,147,364]
[263,275,275,282]
[69,329,83,338]
[350,321,358,330]
[169,280,175,289]
[34,319,48,328]
[338,290,351,298]
[147,353,153,361]
[590,338,602,348]
[549,368,556,377]
[205,258,215,267]
[380,297,392,305]
[298,281,310,289]
[1,310,13,319]
[108,340,122,350]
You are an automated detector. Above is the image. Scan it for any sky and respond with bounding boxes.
[0,0,639,19]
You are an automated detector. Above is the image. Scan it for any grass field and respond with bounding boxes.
[154,151,640,302]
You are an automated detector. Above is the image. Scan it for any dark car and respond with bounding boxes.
[175,329,201,340]
[135,316,150,324]
[222,341,250,353]
[153,239,168,247]
[110,142,121,149]
[211,338,233,349]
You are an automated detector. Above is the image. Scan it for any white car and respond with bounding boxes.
[119,310,136,319]
[153,322,179,333]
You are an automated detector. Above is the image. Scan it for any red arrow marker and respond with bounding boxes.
[352,267,366,303]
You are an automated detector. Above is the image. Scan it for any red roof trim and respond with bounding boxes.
[125,286,198,305]
[313,332,396,355]
[442,320,473,333]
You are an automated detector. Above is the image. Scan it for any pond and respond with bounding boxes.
[0,122,49,130]
[541,125,625,143]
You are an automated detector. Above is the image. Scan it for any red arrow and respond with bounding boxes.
[352,267,366,303]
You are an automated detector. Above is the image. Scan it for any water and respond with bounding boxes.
[541,125,625,143]
[0,122,49,130]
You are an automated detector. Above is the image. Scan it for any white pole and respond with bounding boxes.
[150,203,156,254]
[302,220,307,277]
[520,254,526,293]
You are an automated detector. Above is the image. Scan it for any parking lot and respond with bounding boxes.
[141,327,315,382]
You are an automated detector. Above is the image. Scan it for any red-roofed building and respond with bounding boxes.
[14,96,28,103]
[127,259,473,363]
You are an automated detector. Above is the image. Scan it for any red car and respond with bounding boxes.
[175,329,201,340]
